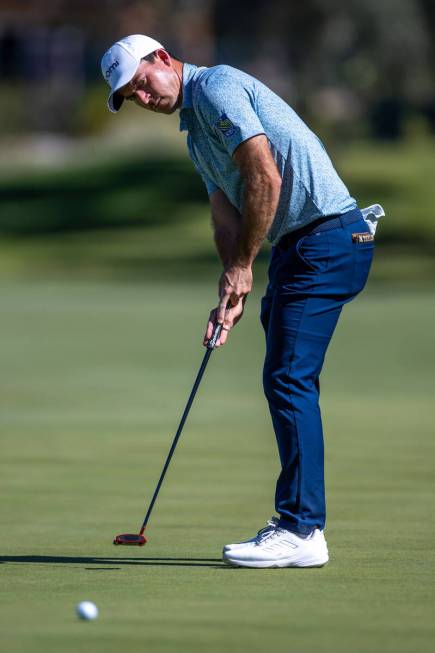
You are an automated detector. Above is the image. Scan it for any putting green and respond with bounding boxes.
[1,280,434,653]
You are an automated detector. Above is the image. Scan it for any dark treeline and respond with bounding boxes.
[0,0,434,138]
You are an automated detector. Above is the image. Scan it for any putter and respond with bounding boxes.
[113,320,224,546]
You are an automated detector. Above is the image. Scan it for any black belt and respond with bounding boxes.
[277,208,363,250]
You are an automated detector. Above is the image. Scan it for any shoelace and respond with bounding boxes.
[255,517,279,544]
[254,527,301,550]
[266,527,313,543]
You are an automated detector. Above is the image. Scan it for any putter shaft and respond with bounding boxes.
[139,323,222,535]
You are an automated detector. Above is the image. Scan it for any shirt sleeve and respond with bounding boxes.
[192,158,219,195]
[199,169,219,195]
[186,132,220,196]
[195,72,266,156]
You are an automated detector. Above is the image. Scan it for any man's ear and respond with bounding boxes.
[154,48,171,65]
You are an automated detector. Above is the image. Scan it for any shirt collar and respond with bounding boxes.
[179,62,207,132]
[180,62,198,110]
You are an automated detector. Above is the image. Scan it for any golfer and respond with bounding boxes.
[101,34,376,568]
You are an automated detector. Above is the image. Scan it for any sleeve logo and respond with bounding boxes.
[215,113,236,137]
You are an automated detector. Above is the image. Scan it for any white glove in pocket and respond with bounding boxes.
[361,204,385,236]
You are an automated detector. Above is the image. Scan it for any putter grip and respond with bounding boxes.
[207,323,222,349]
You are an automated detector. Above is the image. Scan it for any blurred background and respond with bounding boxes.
[1,0,435,282]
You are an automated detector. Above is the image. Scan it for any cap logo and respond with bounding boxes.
[105,60,120,79]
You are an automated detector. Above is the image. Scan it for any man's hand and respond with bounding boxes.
[203,297,246,348]
[217,265,253,323]
[202,265,252,347]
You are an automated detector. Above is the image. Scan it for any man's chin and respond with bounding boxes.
[142,98,177,115]
[157,100,177,115]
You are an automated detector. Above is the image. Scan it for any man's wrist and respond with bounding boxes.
[226,263,252,273]
[226,256,254,270]
[233,238,262,269]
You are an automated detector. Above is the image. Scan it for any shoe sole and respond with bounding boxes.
[223,544,256,553]
[222,555,329,569]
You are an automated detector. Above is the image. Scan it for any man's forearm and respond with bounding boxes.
[232,175,281,268]
[213,221,240,268]
[210,189,241,268]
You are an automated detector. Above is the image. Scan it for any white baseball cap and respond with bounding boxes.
[101,34,164,113]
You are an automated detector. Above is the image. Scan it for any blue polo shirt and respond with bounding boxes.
[179,63,357,246]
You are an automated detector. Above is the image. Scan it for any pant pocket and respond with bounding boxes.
[295,231,330,273]
[352,241,374,294]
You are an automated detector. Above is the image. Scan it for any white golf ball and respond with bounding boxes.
[76,601,98,621]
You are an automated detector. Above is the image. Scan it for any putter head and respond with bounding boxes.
[113,533,147,546]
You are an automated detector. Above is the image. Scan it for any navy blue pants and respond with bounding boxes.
[260,208,374,535]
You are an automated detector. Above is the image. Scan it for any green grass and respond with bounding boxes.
[1,278,434,653]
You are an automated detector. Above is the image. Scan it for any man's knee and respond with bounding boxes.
[263,360,295,404]
[262,361,274,400]
[263,358,318,405]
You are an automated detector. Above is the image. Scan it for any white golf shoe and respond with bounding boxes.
[223,517,279,553]
[223,526,329,568]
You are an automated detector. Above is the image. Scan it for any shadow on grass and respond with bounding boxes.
[2,150,434,254]
[0,555,224,569]
[0,156,207,236]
